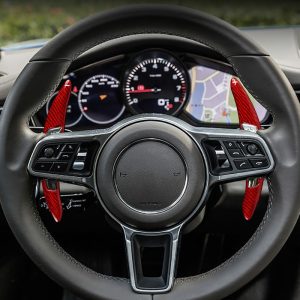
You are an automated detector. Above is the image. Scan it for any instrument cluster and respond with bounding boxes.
[35,50,268,130]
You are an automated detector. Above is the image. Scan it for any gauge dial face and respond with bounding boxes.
[78,74,125,124]
[124,52,189,115]
[47,91,82,128]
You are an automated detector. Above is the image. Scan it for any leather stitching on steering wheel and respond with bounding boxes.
[175,176,273,285]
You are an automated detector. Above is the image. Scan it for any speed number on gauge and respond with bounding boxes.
[124,52,189,115]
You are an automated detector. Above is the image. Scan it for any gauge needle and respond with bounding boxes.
[99,94,107,101]
[128,88,161,94]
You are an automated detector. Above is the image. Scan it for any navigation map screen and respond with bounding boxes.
[185,65,267,124]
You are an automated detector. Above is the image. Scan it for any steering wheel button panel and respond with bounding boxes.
[30,141,99,179]
[201,134,273,180]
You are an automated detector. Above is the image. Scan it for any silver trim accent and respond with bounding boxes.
[77,152,87,157]
[242,123,258,133]
[47,127,62,135]
[247,177,259,188]
[72,161,85,171]
[122,224,182,294]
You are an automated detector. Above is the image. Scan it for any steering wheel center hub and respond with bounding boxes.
[114,139,187,212]
[96,120,206,229]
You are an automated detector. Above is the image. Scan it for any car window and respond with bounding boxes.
[0,0,300,47]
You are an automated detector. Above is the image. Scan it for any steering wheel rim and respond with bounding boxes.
[0,5,300,300]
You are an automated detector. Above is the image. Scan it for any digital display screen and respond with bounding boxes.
[185,66,267,124]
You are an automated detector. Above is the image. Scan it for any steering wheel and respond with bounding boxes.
[1,5,300,300]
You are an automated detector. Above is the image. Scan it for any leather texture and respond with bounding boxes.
[0,5,299,300]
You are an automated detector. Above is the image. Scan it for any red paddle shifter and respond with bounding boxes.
[42,80,72,222]
[230,77,264,220]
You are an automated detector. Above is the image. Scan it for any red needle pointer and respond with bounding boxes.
[128,88,156,94]
[128,85,161,94]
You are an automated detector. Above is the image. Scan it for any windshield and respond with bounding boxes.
[0,0,300,47]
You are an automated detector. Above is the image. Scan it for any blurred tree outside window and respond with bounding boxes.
[0,0,300,46]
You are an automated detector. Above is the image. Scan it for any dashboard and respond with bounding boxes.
[34,49,268,130]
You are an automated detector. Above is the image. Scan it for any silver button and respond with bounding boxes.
[72,161,85,171]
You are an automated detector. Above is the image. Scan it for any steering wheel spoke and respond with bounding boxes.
[123,224,182,294]
[189,126,275,186]
[28,129,110,190]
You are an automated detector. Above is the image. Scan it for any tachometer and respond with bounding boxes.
[123,51,189,115]
[78,74,125,124]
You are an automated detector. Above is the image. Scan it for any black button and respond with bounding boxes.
[59,153,73,161]
[228,149,244,158]
[63,144,78,153]
[51,162,68,173]
[34,162,52,172]
[223,141,238,149]
[43,147,55,158]
[54,144,64,153]
[39,144,64,158]
[250,158,269,168]
[234,159,252,170]
[247,144,259,155]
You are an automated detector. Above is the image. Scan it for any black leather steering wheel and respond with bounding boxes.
[1,5,300,300]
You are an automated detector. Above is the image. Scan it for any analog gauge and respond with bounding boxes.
[47,91,82,128]
[78,74,125,124]
[123,51,189,115]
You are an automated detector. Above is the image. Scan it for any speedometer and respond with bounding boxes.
[78,74,125,125]
[123,51,189,115]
